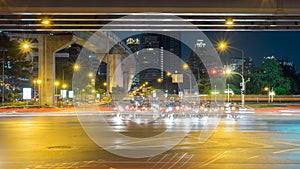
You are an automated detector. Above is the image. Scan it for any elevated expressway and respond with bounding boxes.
[1,0,300,31]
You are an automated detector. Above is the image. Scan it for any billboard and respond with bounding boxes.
[68,91,74,98]
[61,90,67,98]
[22,88,32,100]
[172,73,183,83]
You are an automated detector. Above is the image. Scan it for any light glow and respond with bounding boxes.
[19,40,32,53]
[41,18,51,25]
[225,18,234,25]
[183,63,189,69]
[218,41,227,51]
[225,69,232,74]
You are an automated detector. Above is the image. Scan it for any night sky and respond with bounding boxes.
[203,31,300,73]
[118,31,300,73]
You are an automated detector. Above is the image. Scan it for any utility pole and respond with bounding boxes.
[227,84,230,103]
[1,49,7,106]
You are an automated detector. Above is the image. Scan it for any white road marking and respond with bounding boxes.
[273,148,300,154]
[247,155,260,159]
[199,151,228,168]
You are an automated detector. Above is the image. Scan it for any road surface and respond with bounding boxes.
[0,111,300,168]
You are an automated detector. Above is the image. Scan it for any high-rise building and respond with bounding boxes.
[230,57,255,75]
[187,39,209,80]
[125,32,181,90]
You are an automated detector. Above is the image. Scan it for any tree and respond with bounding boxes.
[278,58,298,94]
[247,56,290,95]
[197,78,211,94]
[0,33,32,102]
[296,74,300,94]
[226,74,243,94]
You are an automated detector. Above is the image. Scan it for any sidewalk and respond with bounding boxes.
[0,107,75,113]
[246,103,300,114]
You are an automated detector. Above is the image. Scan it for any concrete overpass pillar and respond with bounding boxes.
[122,70,129,92]
[121,63,136,92]
[97,53,134,94]
[108,54,123,93]
[38,35,74,107]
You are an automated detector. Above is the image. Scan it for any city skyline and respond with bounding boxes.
[204,31,300,73]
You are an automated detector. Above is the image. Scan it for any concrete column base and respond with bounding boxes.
[38,35,74,107]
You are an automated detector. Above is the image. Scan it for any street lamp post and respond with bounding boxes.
[214,85,217,103]
[182,63,200,93]
[37,79,42,107]
[166,72,172,91]
[183,63,200,81]
[241,76,245,107]
[54,81,59,106]
[33,80,37,101]
[218,41,245,77]
[1,49,7,106]
[188,74,192,94]
[227,84,230,103]
[226,69,246,108]
[62,83,68,107]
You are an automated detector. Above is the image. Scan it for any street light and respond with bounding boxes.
[0,48,7,106]
[19,40,32,54]
[54,81,59,106]
[62,83,68,89]
[182,63,199,94]
[225,18,234,26]
[36,79,42,107]
[61,83,68,105]
[54,81,60,91]
[183,64,192,93]
[73,63,80,71]
[225,69,247,108]
[218,41,245,77]
[183,63,189,69]
[41,18,51,25]
[33,79,37,101]
[183,63,200,81]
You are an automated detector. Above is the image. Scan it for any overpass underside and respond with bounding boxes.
[1,0,300,32]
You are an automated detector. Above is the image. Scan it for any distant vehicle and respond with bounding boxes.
[87,99,94,104]
[224,103,239,114]
[165,102,182,113]
[86,94,95,104]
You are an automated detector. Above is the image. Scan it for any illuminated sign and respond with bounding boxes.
[68,91,74,98]
[172,74,183,83]
[61,90,67,98]
[22,88,32,100]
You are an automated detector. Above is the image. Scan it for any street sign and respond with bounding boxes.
[179,91,183,98]
[241,90,245,94]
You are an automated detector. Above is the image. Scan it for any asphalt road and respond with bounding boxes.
[0,112,300,169]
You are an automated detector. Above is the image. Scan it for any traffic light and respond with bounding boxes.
[209,68,226,77]
[222,69,226,76]
[210,68,217,75]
